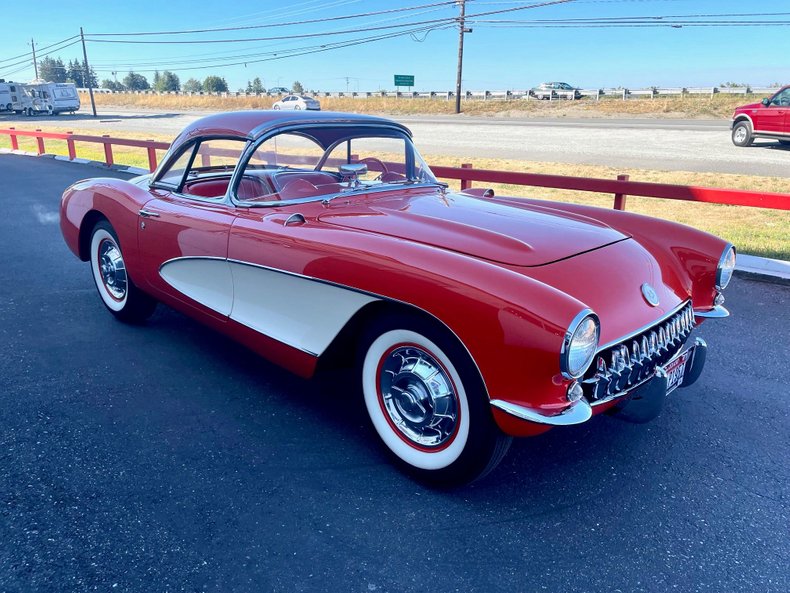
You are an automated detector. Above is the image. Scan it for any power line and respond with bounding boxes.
[87,1,458,37]
[86,4,455,68]
[0,35,80,66]
[88,23,455,74]
[0,39,82,77]
[83,1,576,45]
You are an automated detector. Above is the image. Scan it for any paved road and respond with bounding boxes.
[2,107,789,178]
[1,154,788,592]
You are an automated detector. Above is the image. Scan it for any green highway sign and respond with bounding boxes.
[394,75,415,87]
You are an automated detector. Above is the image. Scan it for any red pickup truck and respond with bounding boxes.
[731,85,790,147]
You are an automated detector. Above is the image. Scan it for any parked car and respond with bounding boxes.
[60,110,734,485]
[731,85,790,147]
[531,82,581,100]
[268,86,291,95]
[271,94,320,111]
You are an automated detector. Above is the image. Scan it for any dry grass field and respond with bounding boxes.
[2,121,787,261]
[82,91,760,119]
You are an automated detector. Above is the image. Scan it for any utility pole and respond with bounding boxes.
[80,27,97,117]
[30,39,38,79]
[454,0,467,114]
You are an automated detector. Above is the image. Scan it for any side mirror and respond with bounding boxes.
[339,163,368,187]
[762,97,770,106]
[339,163,368,177]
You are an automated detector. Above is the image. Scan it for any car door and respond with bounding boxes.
[753,88,789,133]
[136,138,247,320]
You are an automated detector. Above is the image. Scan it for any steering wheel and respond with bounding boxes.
[356,157,389,180]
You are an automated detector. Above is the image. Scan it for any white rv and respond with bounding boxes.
[20,81,80,115]
[0,81,25,112]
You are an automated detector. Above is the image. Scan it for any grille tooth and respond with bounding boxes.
[582,303,694,402]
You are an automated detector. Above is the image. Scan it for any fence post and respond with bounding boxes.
[613,174,629,210]
[66,132,76,160]
[461,163,473,191]
[9,127,18,151]
[146,144,158,172]
[102,135,114,167]
[35,129,45,155]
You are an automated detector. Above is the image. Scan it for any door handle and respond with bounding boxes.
[139,209,160,218]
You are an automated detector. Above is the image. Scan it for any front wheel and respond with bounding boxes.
[90,220,157,323]
[360,316,511,486]
[731,121,753,147]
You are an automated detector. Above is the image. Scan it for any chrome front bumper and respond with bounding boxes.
[490,338,708,427]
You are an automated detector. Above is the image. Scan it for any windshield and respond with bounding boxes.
[235,127,438,205]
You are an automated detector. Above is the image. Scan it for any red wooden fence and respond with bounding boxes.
[1,127,788,211]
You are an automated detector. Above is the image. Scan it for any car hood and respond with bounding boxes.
[318,191,628,266]
[735,102,761,111]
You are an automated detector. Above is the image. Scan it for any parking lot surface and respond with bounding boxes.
[1,154,788,592]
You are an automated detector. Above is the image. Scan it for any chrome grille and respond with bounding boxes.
[582,302,695,402]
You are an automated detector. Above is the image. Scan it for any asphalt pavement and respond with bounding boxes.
[3,107,789,179]
[1,153,788,593]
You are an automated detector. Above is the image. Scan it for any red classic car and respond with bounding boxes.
[60,111,735,485]
[731,85,790,146]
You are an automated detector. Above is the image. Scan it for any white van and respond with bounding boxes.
[22,82,80,115]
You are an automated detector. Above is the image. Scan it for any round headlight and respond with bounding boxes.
[716,244,736,290]
[561,312,600,379]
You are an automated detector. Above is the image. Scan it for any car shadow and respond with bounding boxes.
[132,304,716,505]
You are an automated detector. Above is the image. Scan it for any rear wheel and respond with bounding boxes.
[90,220,157,323]
[731,121,753,147]
[360,315,511,486]
[778,140,790,146]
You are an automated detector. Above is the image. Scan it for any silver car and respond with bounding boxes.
[531,82,581,100]
[271,95,321,111]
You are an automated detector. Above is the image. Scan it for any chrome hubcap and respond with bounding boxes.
[735,128,747,142]
[379,346,458,448]
[98,239,127,300]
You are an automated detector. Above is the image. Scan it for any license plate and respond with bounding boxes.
[663,350,691,394]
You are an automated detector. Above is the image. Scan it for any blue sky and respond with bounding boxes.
[2,0,789,91]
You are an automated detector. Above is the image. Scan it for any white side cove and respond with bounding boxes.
[160,258,234,316]
[159,258,378,356]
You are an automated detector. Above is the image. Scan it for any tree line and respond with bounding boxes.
[35,56,304,95]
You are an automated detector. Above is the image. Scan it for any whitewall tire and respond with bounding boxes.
[360,316,511,485]
[89,220,156,323]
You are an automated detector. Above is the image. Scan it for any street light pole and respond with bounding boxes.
[454,0,466,114]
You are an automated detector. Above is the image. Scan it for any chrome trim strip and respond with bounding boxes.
[693,305,730,319]
[596,299,690,353]
[559,308,599,380]
[490,398,592,426]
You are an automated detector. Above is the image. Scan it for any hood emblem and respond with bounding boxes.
[641,283,660,307]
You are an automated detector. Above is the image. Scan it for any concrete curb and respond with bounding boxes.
[735,254,790,285]
[2,149,788,284]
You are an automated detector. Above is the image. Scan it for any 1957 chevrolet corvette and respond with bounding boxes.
[60,110,734,484]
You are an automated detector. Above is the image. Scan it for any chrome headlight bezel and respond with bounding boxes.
[716,244,736,291]
[560,310,600,380]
